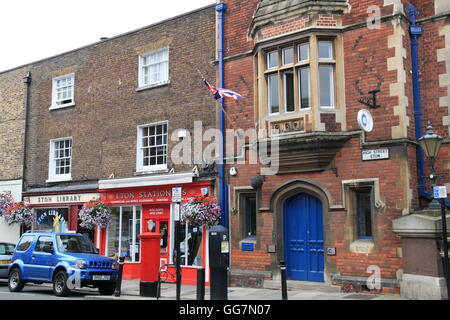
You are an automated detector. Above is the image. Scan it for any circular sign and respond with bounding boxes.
[357,109,374,132]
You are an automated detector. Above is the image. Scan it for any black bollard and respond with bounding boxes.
[197,268,205,300]
[114,257,125,297]
[280,260,288,300]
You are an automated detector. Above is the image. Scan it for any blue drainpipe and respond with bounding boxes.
[409,4,427,197]
[216,1,229,229]
[409,3,450,207]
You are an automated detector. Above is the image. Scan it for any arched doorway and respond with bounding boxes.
[283,193,324,282]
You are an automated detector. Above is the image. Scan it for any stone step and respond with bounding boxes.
[263,280,341,293]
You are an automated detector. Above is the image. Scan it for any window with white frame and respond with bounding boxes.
[48,137,72,181]
[106,206,142,262]
[137,122,168,172]
[51,73,74,109]
[139,48,169,87]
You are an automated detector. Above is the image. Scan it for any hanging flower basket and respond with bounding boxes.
[78,200,111,229]
[0,193,15,217]
[3,201,34,227]
[181,195,221,228]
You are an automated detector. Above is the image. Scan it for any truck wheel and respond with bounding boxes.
[53,271,71,297]
[98,283,116,295]
[8,268,25,292]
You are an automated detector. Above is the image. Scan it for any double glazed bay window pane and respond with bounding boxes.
[318,41,333,59]
[268,74,279,114]
[298,43,309,62]
[320,65,334,107]
[267,51,278,69]
[283,71,295,112]
[282,47,294,65]
[299,67,310,109]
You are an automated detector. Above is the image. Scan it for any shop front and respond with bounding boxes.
[23,185,100,242]
[97,173,213,285]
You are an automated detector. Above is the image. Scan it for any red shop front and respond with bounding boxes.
[97,178,213,285]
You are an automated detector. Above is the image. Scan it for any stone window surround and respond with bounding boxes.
[342,178,386,255]
[255,31,346,135]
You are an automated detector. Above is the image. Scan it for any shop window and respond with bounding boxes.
[48,137,72,182]
[137,121,168,172]
[50,73,75,109]
[173,222,203,267]
[34,208,69,233]
[107,206,142,262]
[139,47,169,88]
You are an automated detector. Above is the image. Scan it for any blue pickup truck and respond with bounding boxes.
[8,231,119,297]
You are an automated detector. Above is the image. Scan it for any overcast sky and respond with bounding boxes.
[0,0,215,72]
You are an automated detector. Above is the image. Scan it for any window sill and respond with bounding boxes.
[349,239,374,255]
[136,80,170,92]
[134,167,169,175]
[46,176,72,183]
[49,103,75,111]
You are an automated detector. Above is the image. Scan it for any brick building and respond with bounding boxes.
[0,5,218,283]
[218,0,450,299]
[0,67,27,243]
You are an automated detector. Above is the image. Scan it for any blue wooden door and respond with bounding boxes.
[283,193,324,282]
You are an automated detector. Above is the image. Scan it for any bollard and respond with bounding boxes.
[197,268,205,300]
[114,257,125,297]
[280,260,288,300]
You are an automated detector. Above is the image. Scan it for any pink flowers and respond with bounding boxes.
[181,195,221,227]
[0,194,34,227]
[78,200,111,229]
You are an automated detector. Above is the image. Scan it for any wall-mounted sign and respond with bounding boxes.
[434,186,447,199]
[357,109,374,132]
[27,193,99,205]
[362,149,389,161]
[172,187,182,203]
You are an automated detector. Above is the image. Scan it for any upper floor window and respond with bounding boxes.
[48,137,72,182]
[136,121,168,172]
[264,38,336,115]
[139,48,169,88]
[51,73,75,109]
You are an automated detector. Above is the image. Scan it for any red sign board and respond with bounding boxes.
[101,183,210,205]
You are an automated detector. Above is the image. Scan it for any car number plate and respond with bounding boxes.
[93,275,110,281]
[0,260,11,265]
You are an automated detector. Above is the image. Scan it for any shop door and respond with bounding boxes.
[283,193,324,282]
[145,218,169,266]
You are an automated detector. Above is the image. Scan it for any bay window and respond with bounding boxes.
[262,37,337,117]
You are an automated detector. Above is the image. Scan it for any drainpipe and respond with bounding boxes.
[409,4,450,207]
[216,1,229,229]
[22,72,31,197]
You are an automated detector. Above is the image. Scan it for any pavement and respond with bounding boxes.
[84,279,407,300]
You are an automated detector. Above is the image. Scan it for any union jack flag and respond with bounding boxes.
[203,79,243,100]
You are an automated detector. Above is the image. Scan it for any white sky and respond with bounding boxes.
[0,0,215,72]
